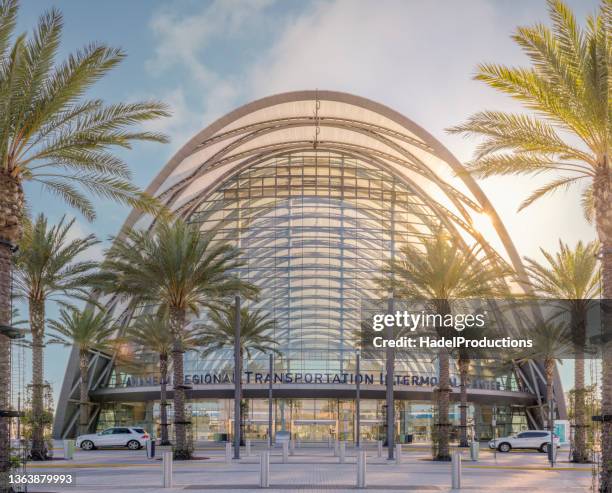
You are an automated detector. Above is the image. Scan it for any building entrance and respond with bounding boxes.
[292,420,336,442]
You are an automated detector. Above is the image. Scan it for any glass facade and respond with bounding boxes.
[186,151,444,375]
[97,398,528,443]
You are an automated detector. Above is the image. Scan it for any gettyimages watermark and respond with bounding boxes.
[360,298,611,359]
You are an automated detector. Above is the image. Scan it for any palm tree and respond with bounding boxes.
[196,305,279,445]
[48,307,115,435]
[198,306,278,361]
[516,321,573,435]
[0,0,168,477]
[379,229,509,461]
[95,218,258,459]
[13,214,99,459]
[524,240,600,463]
[447,0,610,483]
[126,313,202,446]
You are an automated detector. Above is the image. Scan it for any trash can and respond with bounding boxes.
[146,439,156,458]
[470,441,479,461]
[404,434,413,444]
[63,439,75,460]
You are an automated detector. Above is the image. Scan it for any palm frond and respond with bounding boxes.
[13,213,99,302]
[580,184,594,222]
[0,3,170,219]
[447,0,609,222]
[32,177,95,220]
[518,175,586,211]
[0,0,18,60]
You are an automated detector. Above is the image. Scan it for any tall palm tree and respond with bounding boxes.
[0,0,168,478]
[524,240,600,463]
[95,219,258,459]
[379,229,509,461]
[197,305,278,445]
[127,313,202,446]
[13,214,99,459]
[447,0,610,483]
[48,307,115,435]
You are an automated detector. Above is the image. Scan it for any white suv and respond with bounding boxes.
[489,430,560,453]
[76,427,150,450]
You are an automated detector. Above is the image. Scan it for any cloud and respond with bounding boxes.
[144,0,279,152]
[145,0,597,262]
[247,0,522,153]
[147,0,276,83]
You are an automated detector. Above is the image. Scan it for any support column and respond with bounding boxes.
[233,296,241,459]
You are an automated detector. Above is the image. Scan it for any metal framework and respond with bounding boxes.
[53,90,565,439]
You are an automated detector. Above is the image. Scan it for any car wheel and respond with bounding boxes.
[498,443,511,453]
[81,440,94,450]
[127,440,141,450]
[539,443,550,453]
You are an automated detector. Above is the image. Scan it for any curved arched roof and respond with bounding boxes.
[122,90,528,287]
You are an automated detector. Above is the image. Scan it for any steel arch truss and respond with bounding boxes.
[53,91,565,438]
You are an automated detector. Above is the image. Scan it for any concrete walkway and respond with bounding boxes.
[23,443,596,493]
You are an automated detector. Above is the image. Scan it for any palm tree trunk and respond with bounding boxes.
[572,354,589,463]
[30,299,48,460]
[0,242,13,492]
[458,356,469,448]
[544,358,554,431]
[169,308,190,460]
[159,353,170,446]
[594,163,611,491]
[435,349,451,461]
[79,351,90,435]
[0,172,22,491]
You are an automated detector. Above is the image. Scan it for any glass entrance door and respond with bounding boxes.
[293,420,336,442]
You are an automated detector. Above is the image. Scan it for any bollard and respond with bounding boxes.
[377,440,383,458]
[289,439,295,456]
[339,441,346,464]
[259,451,270,488]
[356,450,367,488]
[470,441,479,461]
[162,451,173,488]
[146,439,156,459]
[451,451,462,489]
[246,439,251,457]
[328,436,332,449]
[334,440,339,456]
[225,442,232,463]
[282,441,289,463]
[395,443,402,465]
[63,439,75,460]
[547,443,557,465]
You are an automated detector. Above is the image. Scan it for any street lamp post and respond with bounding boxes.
[386,298,395,460]
[268,353,273,448]
[356,352,361,449]
[233,295,241,459]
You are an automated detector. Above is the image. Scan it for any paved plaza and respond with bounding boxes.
[21,442,595,493]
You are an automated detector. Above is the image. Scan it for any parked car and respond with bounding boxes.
[76,427,149,450]
[489,430,560,453]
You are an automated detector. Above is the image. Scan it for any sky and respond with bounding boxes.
[9,0,602,405]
